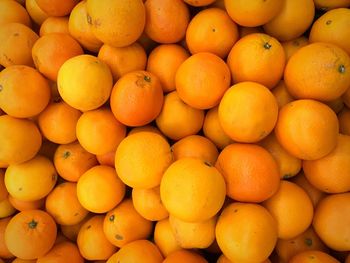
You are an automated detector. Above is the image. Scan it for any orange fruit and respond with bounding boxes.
[310,8,350,55]
[38,101,81,144]
[96,151,115,167]
[0,217,13,259]
[275,99,339,160]
[0,23,39,67]
[154,218,181,257]
[5,210,57,260]
[144,0,189,44]
[115,132,173,189]
[132,186,169,221]
[45,182,89,226]
[58,55,113,112]
[339,107,350,135]
[25,0,48,26]
[217,254,271,263]
[259,133,302,179]
[11,259,36,263]
[76,108,126,155]
[289,250,340,263]
[8,195,45,211]
[86,0,145,47]
[0,197,16,218]
[147,44,190,93]
[77,165,125,213]
[129,125,163,137]
[224,0,283,27]
[326,97,345,114]
[282,36,309,62]
[32,33,83,81]
[303,134,350,193]
[186,8,239,58]
[216,143,280,202]
[344,87,350,108]
[163,249,208,263]
[216,202,277,263]
[184,0,216,6]
[314,0,350,10]
[35,0,79,16]
[37,140,58,161]
[227,33,285,89]
[98,42,147,82]
[39,17,69,36]
[36,241,84,263]
[60,214,92,242]
[263,0,315,41]
[176,52,231,109]
[218,82,278,143]
[263,181,314,240]
[313,192,350,251]
[0,170,8,202]
[238,26,263,38]
[284,43,350,101]
[0,115,42,166]
[0,0,31,27]
[155,91,204,140]
[103,199,153,247]
[271,80,294,109]
[68,1,103,52]
[160,158,226,222]
[77,215,117,260]
[110,70,164,127]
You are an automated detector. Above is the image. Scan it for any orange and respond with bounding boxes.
[186,8,239,58]
[0,217,13,259]
[0,0,31,27]
[110,70,163,127]
[169,214,216,249]
[154,218,181,257]
[259,133,302,179]
[284,43,350,101]
[313,192,350,251]
[76,108,126,155]
[271,80,294,109]
[25,0,48,26]
[32,33,83,81]
[129,125,163,136]
[0,65,50,118]
[171,135,219,165]
[303,134,350,193]
[98,43,147,82]
[282,36,309,62]
[314,0,350,10]
[0,170,7,201]
[36,241,84,263]
[103,199,153,247]
[38,101,81,144]
[54,141,98,182]
[176,52,231,109]
[216,143,280,202]
[138,32,158,53]
[203,106,233,149]
[216,202,277,263]
[0,115,42,166]
[147,44,189,93]
[86,0,145,47]
[12,259,36,263]
[5,210,57,260]
[8,195,45,211]
[35,0,79,16]
[263,181,314,240]
[339,107,350,135]
[275,99,339,160]
[68,1,103,52]
[144,0,189,44]
[77,215,117,260]
[344,87,350,108]
[57,55,113,111]
[289,250,340,263]
[184,0,216,6]
[263,0,315,41]
[310,8,350,55]
[45,182,89,226]
[224,0,283,27]
[227,33,285,89]
[155,91,204,140]
[106,240,163,263]
[326,97,345,114]
[39,17,69,36]
[77,165,125,213]
[0,197,16,218]
[60,214,92,242]
[0,23,39,67]
[160,158,226,222]
[96,151,115,167]
[115,132,173,189]
[239,26,263,38]
[217,254,271,263]
[37,140,58,161]
[132,186,169,221]
[218,82,278,142]
[276,227,329,262]
[163,249,208,263]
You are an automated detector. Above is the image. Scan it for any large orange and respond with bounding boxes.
[216,143,280,202]
[154,219,181,257]
[289,250,340,263]
[8,195,45,212]
[86,0,145,47]
[163,249,208,263]
[0,0,31,27]
[275,99,339,160]
[227,33,285,89]
[218,82,278,143]
[36,241,84,263]
[35,0,79,16]
[39,17,70,36]
[216,203,277,263]
[176,52,231,110]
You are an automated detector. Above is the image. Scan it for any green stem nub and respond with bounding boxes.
[263,42,272,50]
[28,219,38,229]
[339,64,346,73]
[144,75,151,82]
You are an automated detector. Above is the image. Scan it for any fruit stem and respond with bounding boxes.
[28,219,38,229]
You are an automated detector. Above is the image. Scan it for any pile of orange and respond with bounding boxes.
[1,0,350,262]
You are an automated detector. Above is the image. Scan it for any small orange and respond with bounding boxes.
[0,197,16,218]
[282,36,309,62]
[96,151,115,167]
[128,124,164,136]
[289,250,340,263]
[339,107,350,135]
[314,0,350,10]
[238,26,263,38]
[8,195,45,211]
[25,0,48,26]
[271,80,295,109]
[12,258,37,263]
[60,214,92,242]
[0,0,31,27]
[36,241,84,263]
[0,217,13,259]
[163,249,208,263]
[217,254,271,263]
[154,218,181,257]
[35,0,79,16]
[176,52,231,109]
[39,17,69,36]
